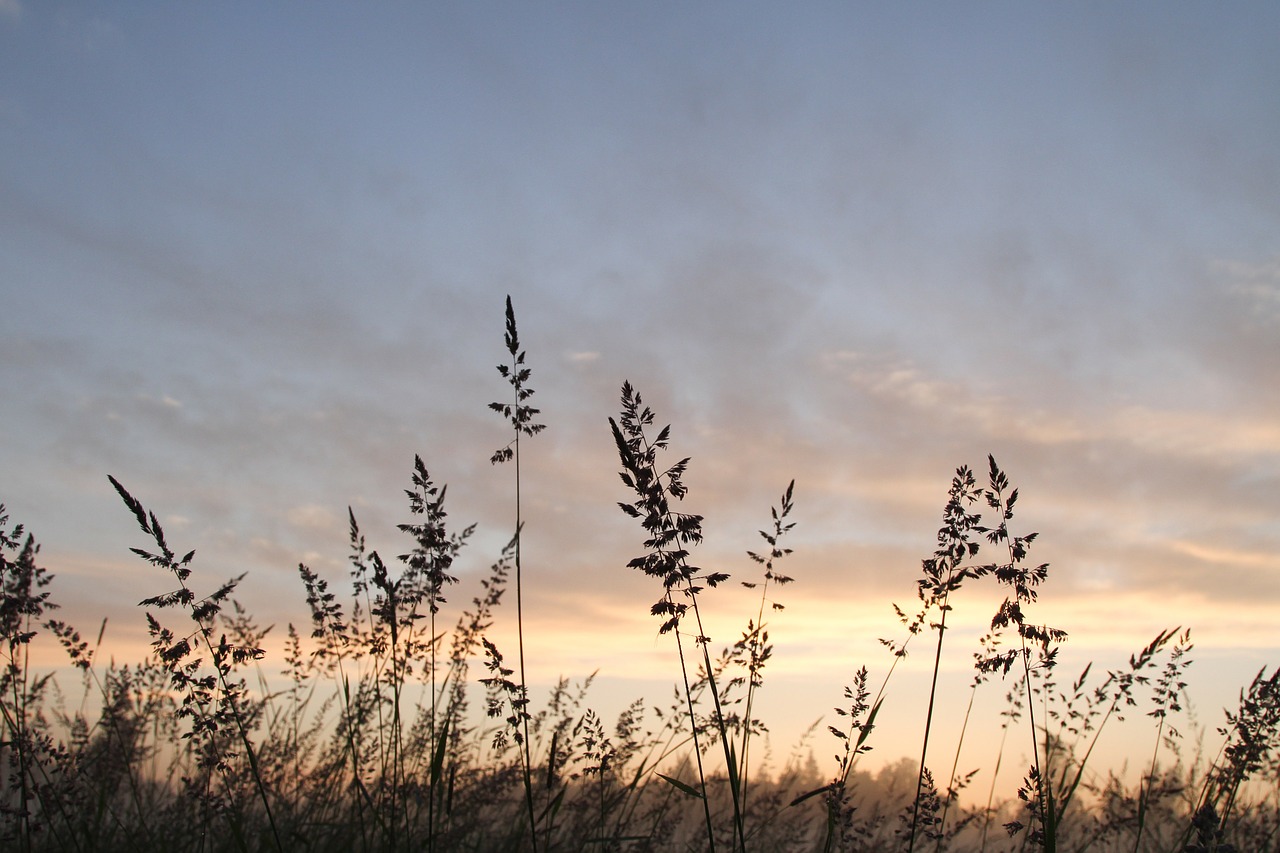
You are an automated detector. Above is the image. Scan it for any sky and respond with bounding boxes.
[2,1,1278,792]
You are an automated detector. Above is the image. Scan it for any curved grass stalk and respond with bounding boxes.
[610,380,746,851]
[109,476,284,853]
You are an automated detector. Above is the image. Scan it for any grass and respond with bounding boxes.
[1,298,1278,851]
[489,294,546,852]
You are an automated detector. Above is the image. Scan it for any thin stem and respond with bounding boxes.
[937,669,980,850]
[428,593,437,853]
[673,605,717,852]
[980,686,1018,851]
[635,427,746,853]
[738,585,769,818]
[1019,635,1050,848]
[909,597,951,852]
[688,593,748,851]
[1133,713,1166,853]
[489,296,543,850]
[515,432,538,852]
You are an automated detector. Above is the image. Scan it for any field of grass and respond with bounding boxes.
[2,299,1276,852]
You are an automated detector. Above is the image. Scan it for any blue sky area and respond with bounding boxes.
[2,1,1278,786]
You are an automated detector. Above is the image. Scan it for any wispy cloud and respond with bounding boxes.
[1113,405,1280,461]
[1219,255,1280,327]
[821,349,1088,446]
[822,348,1280,464]
[286,504,341,532]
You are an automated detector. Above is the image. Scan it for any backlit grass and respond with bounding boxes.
[1,299,1275,852]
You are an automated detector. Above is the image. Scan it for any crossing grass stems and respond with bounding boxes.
[0,300,1277,851]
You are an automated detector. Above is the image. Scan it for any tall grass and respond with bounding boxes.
[609,380,746,851]
[109,476,283,853]
[908,463,983,851]
[488,294,546,849]
[734,479,796,823]
[1,300,1277,851]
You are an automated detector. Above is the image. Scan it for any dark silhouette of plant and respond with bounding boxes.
[814,666,880,849]
[1192,666,1280,845]
[1133,627,1192,851]
[908,463,983,852]
[295,458,473,852]
[431,533,513,837]
[1046,627,1183,834]
[900,766,943,846]
[816,491,989,852]
[489,294,545,850]
[0,504,63,853]
[610,380,745,852]
[394,455,470,850]
[1185,802,1238,853]
[972,455,1066,850]
[936,636,992,849]
[734,479,796,820]
[108,476,283,853]
[479,637,530,757]
[0,354,1274,852]
[979,676,1023,849]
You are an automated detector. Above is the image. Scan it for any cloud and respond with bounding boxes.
[0,0,20,23]
[1113,405,1280,461]
[820,349,1089,447]
[1218,255,1280,328]
[821,348,1280,466]
[286,504,341,532]
[1167,538,1280,573]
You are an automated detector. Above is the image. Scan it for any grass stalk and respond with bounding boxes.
[908,464,982,851]
[737,480,796,820]
[108,476,284,853]
[610,380,747,851]
[935,662,980,849]
[490,295,545,850]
